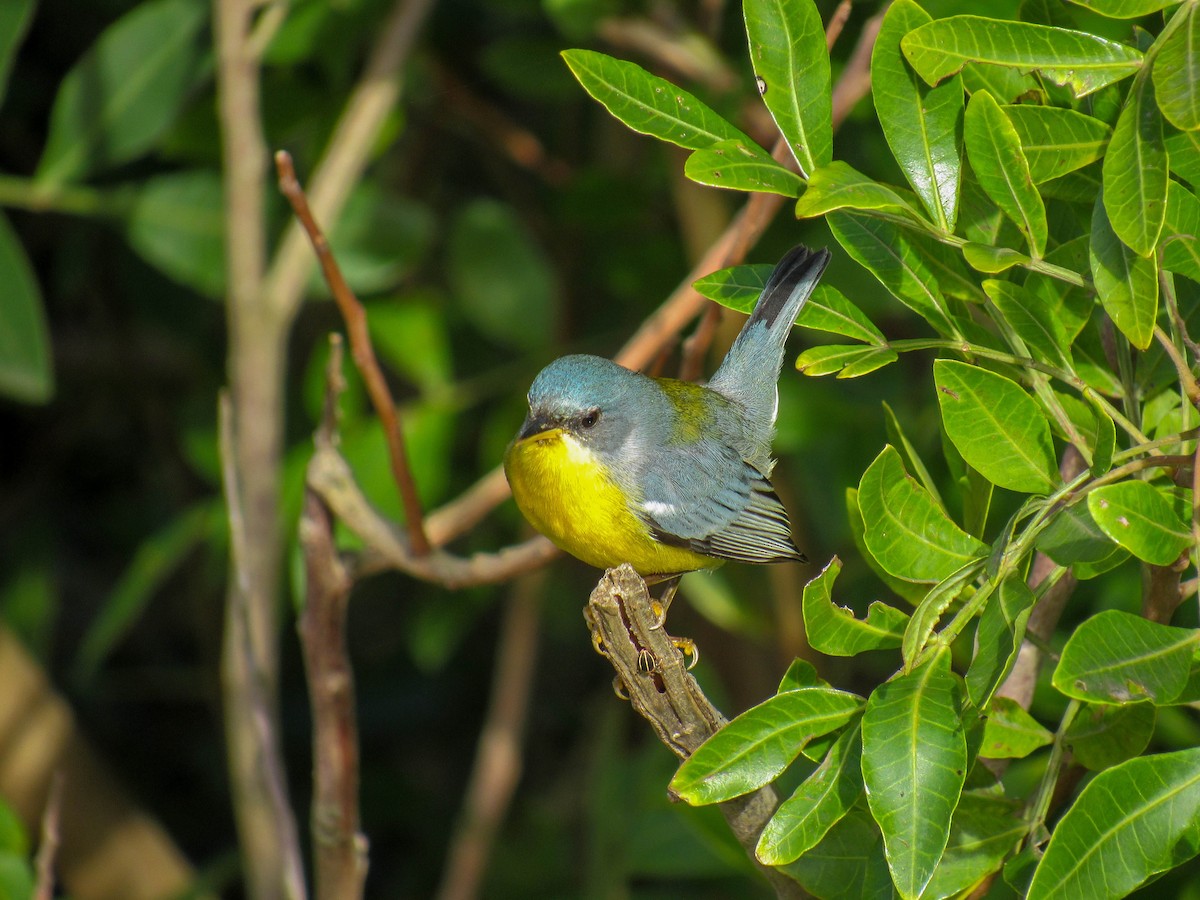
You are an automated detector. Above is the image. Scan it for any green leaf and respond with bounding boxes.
[669,687,863,805]
[795,161,926,222]
[796,344,899,378]
[0,0,35,104]
[858,446,988,583]
[1087,480,1191,565]
[684,138,804,197]
[35,0,207,185]
[561,49,750,151]
[934,360,1058,494]
[1153,3,1200,132]
[692,263,774,309]
[802,558,908,656]
[125,169,225,297]
[883,400,945,509]
[1028,747,1200,898]
[743,0,831,176]
[966,573,1037,708]
[964,91,1047,257]
[1053,609,1200,704]
[962,243,1031,274]
[846,488,930,606]
[861,652,967,900]
[827,211,958,337]
[982,279,1072,370]
[1004,104,1112,183]
[74,502,217,682]
[1064,701,1155,771]
[1068,0,1177,16]
[923,792,1026,900]
[784,810,899,899]
[778,658,822,692]
[1163,179,1200,283]
[756,724,863,865]
[1167,129,1200,187]
[1089,195,1159,349]
[901,558,986,670]
[0,853,34,900]
[980,696,1052,759]
[1036,500,1121,566]
[871,0,964,231]
[0,211,52,404]
[1103,72,1168,256]
[447,199,556,350]
[901,17,1144,98]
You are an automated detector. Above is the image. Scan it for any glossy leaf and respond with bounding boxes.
[901,558,986,671]
[1163,179,1200,283]
[669,687,862,805]
[980,696,1053,759]
[35,0,207,184]
[796,344,899,378]
[965,91,1047,257]
[1103,73,1168,256]
[933,360,1058,494]
[858,446,987,583]
[861,652,967,900]
[802,558,908,657]
[744,0,831,176]
[1053,609,1199,704]
[983,279,1072,370]
[785,810,899,899]
[684,138,804,196]
[1153,3,1200,132]
[1068,0,1177,16]
[0,0,35,103]
[966,573,1037,708]
[694,265,887,344]
[1064,701,1155,771]
[756,724,863,865]
[923,792,1026,900]
[1090,398,1116,475]
[561,49,750,151]
[1087,480,1191,565]
[962,244,1030,274]
[0,211,52,404]
[828,211,958,337]
[1028,747,1200,898]
[871,0,963,231]
[883,401,944,509]
[901,17,1143,98]
[778,658,822,692]
[1004,104,1112,183]
[846,488,929,606]
[1090,195,1159,349]
[125,169,225,297]
[1167,130,1200,187]
[794,161,925,222]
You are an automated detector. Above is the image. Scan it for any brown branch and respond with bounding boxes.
[276,150,432,557]
[219,393,308,900]
[299,338,369,900]
[586,566,805,899]
[434,570,544,900]
[308,443,556,587]
[33,772,62,900]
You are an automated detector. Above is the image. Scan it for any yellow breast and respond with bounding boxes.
[503,429,716,576]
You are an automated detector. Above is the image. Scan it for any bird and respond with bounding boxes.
[504,244,830,583]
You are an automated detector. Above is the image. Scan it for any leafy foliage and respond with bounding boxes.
[568,0,1200,895]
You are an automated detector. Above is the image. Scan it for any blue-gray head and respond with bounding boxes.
[517,354,660,458]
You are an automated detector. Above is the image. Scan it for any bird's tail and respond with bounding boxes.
[710,245,831,418]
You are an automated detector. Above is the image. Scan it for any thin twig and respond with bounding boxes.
[434,569,544,900]
[1155,325,1200,409]
[299,337,369,900]
[218,393,309,900]
[33,773,63,900]
[276,150,432,557]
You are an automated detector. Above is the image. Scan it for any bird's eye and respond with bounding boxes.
[580,409,600,429]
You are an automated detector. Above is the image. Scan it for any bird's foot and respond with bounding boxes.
[648,575,681,630]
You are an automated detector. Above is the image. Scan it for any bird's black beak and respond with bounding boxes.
[517,412,555,440]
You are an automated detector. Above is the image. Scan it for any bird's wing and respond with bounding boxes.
[634,443,804,565]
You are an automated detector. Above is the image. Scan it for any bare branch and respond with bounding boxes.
[33,773,62,900]
[585,566,805,900]
[435,571,544,900]
[276,150,432,557]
